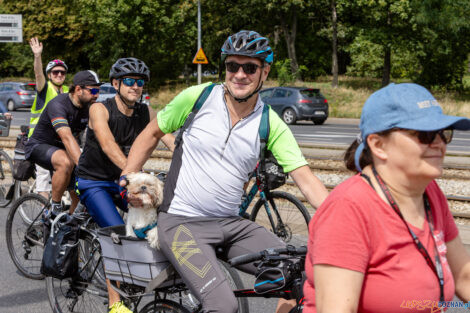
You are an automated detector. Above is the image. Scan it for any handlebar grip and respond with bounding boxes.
[228,252,263,267]
[228,245,308,267]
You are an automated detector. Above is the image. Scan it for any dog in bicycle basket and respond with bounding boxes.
[124,172,163,249]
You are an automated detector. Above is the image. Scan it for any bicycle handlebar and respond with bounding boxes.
[228,245,307,267]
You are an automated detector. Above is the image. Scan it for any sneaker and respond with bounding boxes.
[50,202,64,216]
[109,301,133,313]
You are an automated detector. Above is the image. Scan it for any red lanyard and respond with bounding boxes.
[372,167,445,303]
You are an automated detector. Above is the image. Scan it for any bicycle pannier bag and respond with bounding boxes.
[254,260,292,294]
[12,132,35,181]
[41,213,80,279]
[261,150,286,190]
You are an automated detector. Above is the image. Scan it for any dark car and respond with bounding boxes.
[96,83,150,106]
[260,87,329,125]
[0,82,36,111]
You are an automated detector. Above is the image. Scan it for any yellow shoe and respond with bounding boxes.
[109,301,133,313]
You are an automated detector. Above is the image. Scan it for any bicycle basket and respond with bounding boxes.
[0,115,11,137]
[254,260,293,294]
[97,225,171,287]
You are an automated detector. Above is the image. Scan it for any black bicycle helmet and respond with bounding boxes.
[109,57,150,81]
[221,30,273,64]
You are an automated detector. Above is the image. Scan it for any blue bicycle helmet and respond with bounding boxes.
[221,30,273,64]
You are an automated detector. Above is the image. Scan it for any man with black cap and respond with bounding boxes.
[25,70,103,213]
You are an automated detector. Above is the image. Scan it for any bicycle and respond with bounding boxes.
[239,168,311,247]
[139,245,307,313]
[46,223,247,313]
[92,227,306,313]
[0,124,38,208]
[0,145,14,207]
[5,192,86,280]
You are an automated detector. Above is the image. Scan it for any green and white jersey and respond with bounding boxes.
[157,83,307,217]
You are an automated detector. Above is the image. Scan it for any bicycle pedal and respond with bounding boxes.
[22,241,32,254]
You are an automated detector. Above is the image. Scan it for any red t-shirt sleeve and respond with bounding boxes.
[311,197,371,273]
[426,180,458,243]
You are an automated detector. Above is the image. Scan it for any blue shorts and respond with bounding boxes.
[75,177,127,228]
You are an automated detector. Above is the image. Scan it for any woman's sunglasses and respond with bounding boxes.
[225,62,260,75]
[404,129,454,144]
[122,77,145,87]
[51,70,66,76]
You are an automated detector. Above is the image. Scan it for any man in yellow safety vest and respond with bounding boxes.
[28,37,69,199]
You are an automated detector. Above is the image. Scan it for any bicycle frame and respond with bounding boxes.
[239,173,285,234]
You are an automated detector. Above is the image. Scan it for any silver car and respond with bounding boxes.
[0,82,36,111]
[96,83,150,105]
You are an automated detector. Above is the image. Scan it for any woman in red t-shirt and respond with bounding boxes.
[304,83,470,313]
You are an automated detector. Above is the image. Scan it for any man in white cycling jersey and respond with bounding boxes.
[121,30,328,313]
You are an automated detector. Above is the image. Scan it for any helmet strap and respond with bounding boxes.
[117,80,138,109]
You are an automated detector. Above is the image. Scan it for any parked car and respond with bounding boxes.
[259,87,329,125]
[0,82,36,111]
[96,83,150,105]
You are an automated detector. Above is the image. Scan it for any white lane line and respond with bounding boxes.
[295,134,356,138]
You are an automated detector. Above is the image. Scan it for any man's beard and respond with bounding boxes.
[78,96,96,108]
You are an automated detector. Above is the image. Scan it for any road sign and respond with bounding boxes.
[192,47,209,64]
[0,14,22,43]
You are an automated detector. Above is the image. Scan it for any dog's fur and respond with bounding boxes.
[125,172,164,249]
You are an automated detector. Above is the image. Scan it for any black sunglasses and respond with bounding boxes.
[81,86,100,95]
[225,62,261,75]
[51,70,66,76]
[405,129,454,145]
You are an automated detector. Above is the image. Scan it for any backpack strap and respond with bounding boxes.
[257,103,270,189]
[258,103,270,161]
[174,83,217,147]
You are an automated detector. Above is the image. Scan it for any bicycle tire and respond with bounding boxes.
[139,299,191,313]
[14,176,37,200]
[46,230,108,313]
[0,149,14,207]
[219,260,249,313]
[152,260,248,313]
[251,191,311,246]
[5,193,48,279]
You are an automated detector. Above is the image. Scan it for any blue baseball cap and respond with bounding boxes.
[354,83,470,171]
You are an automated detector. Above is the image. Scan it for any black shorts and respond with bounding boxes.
[28,143,75,189]
[28,143,61,171]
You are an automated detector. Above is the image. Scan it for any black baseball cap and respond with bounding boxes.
[72,70,103,86]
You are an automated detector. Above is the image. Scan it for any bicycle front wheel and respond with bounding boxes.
[0,149,14,207]
[251,191,310,246]
[140,299,191,313]
[5,193,48,279]
[46,231,108,313]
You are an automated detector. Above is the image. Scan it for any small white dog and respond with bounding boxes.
[125,172,164,249]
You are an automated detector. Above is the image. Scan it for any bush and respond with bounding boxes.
[274,59,307,85]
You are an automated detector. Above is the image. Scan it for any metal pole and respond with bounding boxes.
[197,0,202,85]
